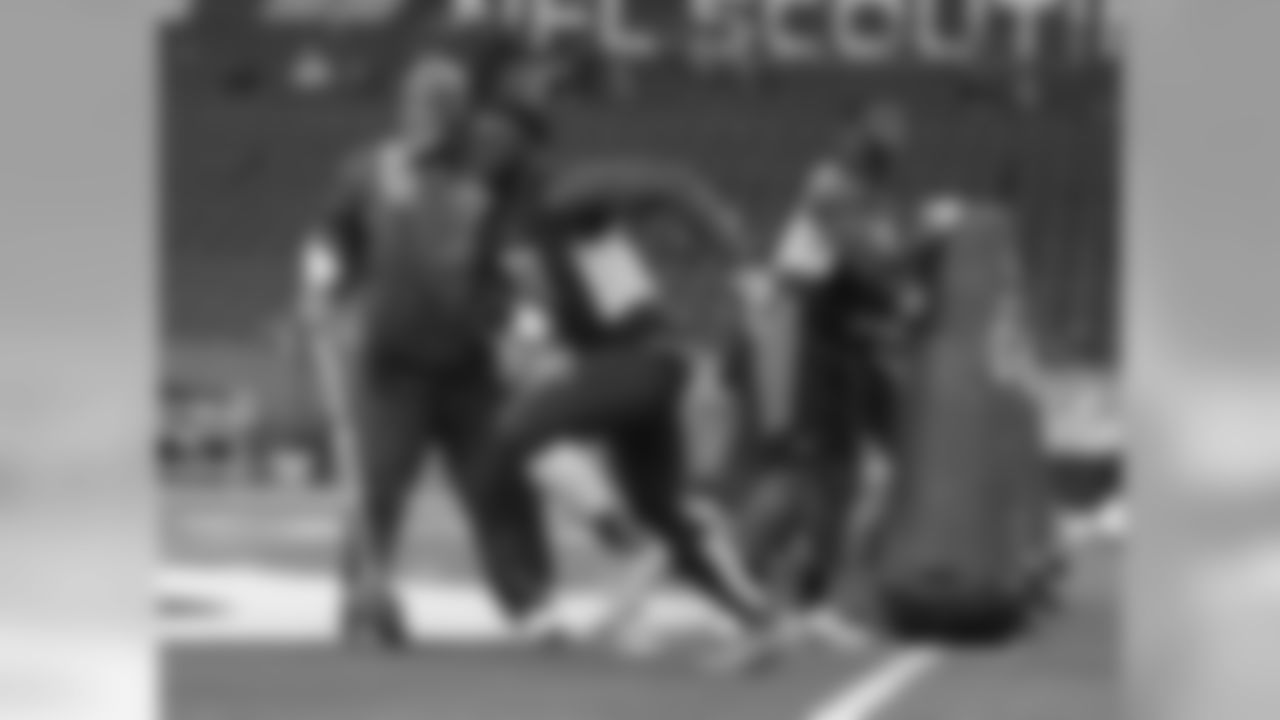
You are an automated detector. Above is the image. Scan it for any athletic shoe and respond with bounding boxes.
[784,608,871,655]
[510,604,575,650]
[697,628,785,675]
[340,597,411,651]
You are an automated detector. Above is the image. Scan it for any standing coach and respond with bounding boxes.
[298,50,559,650]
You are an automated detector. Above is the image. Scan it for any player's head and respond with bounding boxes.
[397,52,473,153]
[441,26,545,105]
[834,101,909,195]
[423,27,554,171]
[463,105,534,180]
[457,39,559,182]
[499,44,564,113]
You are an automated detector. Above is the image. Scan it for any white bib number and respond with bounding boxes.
[573,229,659,324]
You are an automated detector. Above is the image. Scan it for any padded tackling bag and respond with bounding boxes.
[870,202,1061,641]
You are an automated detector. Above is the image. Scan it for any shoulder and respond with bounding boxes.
[804,162,856,204]
[342,139,420,205]
[339,140,408,186]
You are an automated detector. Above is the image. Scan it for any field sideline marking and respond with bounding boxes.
[178,514,341,545]
[798,519,1121,720]
[158,563,738,646]
[805,649,942,720]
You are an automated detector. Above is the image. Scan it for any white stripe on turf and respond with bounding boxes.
[158,564,739,646]
[799,508,1114,720]
[805,649,941,720]
[177,514,341,545]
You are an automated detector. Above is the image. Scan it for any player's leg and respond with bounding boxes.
[338,355,432,649]
[618,430,774,623]
[466,351,646,628]
[851,354,901,555]
[786,347,871,652]
[604,362,785,670]
[432,358,562,640]
[470,347,699,640]
[728,310,820,598]
[498,347,782,666]
[531,443,646,554]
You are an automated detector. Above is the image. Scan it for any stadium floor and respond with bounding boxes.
[161,483,1122,720]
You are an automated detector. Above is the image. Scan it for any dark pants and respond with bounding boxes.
[474,344,769,628]
[342,344,552,622]
[784,339,898,608]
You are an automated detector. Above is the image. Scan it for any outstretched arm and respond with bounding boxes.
[546,157,756,263]
[298,153,374,307]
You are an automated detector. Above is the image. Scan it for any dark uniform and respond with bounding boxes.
[307,132,547,646]
[301,33,585,646]
[474,190,774,633]
[762,128,920,614]
[452,30,775,648]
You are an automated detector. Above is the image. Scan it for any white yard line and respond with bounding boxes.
[799,511,1119,720]
[157,563,736,646]
[805,649,943,720]
[163,561,939,720]
[177,513,341,545]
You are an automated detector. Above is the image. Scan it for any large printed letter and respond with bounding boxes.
[596,0,660,61]
[688,0,760,72]
[762,0,822,63]
[912,0,989,63]
[830,0,906,63]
